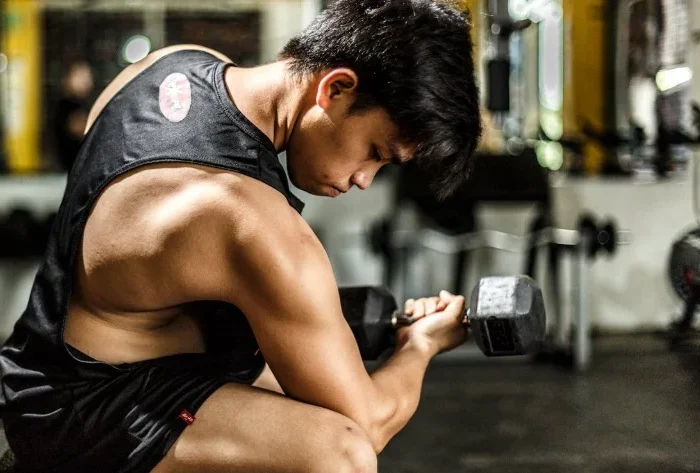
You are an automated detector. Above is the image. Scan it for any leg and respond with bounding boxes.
[151,383,377,473]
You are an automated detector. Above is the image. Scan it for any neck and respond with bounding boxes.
[224,61,307,152]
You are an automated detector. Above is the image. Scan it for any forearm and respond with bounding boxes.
[368,336,434,452]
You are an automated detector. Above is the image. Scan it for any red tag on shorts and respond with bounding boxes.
[178,409,196,425]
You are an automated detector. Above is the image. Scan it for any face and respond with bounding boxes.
[286,68,414,197]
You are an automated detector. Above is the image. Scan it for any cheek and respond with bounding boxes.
[287,129,325,182]
[295,114,328,156]
[335,135,367,169]
[291,110,364,181]
[307,121,344,177]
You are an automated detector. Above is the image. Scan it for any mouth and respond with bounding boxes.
[326,186,347,197]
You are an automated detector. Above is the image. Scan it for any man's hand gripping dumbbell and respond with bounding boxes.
[340,275,546,360]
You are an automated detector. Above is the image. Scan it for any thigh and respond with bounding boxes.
[150,383,377,473]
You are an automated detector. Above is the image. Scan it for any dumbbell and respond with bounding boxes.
[339,275,546,360]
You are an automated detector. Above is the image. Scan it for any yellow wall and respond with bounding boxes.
[3,0,42,173]
[455,0,482,63]
[563,0,607,174]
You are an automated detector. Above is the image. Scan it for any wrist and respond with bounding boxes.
[395,330,438,359]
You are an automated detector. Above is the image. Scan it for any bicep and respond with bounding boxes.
[229,218,378,429]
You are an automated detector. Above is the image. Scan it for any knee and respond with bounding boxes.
[312,416,377,473]
[336,424,377,473]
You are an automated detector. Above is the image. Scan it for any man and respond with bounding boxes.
[0,0,482,471]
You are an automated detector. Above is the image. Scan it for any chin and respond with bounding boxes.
[306,185,329,197]
[305,182,337,197]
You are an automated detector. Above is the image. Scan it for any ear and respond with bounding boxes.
[315,68,359,111]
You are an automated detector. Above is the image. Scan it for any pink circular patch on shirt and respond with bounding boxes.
[159,72,191,123]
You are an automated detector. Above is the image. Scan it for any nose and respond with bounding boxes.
[351,162,383,190]
[350,170,373,191]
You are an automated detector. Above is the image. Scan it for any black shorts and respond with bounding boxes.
[5,352,265,473]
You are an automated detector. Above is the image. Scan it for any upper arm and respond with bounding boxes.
[223,194,385,434]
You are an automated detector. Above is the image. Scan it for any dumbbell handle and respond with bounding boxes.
[391,309,471,328]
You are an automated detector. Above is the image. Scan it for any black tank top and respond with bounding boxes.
[0,50,304,415]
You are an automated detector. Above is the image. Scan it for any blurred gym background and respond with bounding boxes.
[1,0,700,472]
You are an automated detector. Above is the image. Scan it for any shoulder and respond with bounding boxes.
[99,165,317,302]
[148,44,234,64]
[160,169,321,303]
[217,172,314,251]
[152,167,313,255]
[204,173,333,313]
[86,44,233,133]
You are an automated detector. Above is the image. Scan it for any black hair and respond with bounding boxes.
[280,0,482,200]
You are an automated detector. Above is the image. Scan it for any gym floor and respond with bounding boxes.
[0,336,697,472]
[379,335,700,473]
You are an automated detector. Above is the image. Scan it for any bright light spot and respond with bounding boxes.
[535,142,547,167]
[548,143,564,170]
[656,66,692,93]
[0,54,7,73]
[123,35,151,64]
[535,141,564,170]
[509,0,529,21]
[541,110,563,140]
[509,0,559,23]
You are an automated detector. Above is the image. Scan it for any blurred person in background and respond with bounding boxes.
[52,60,94,172]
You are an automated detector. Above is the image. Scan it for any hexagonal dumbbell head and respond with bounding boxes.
[339,286,397,360]
[468,276,546,356]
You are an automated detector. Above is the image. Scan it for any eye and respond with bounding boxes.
[371,145,383,163]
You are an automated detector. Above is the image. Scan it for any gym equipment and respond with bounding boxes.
[485,19,532,112]
[365,208,628,371]
[577,214,619,259]
[665,143,700,348]
[667,227,700,346]
[368,214,625,285]
[369,214,622,264]
[0,207,57,259]
[0,207,41,259]
[339,275,546,360]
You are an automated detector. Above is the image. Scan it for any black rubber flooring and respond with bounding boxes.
[379,336,700,473]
